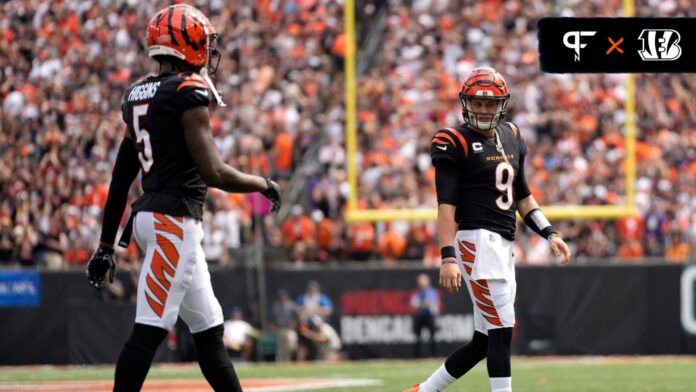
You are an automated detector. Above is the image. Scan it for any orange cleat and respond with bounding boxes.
[403,384,421,392]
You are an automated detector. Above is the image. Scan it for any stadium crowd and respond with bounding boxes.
[0,0,694,271]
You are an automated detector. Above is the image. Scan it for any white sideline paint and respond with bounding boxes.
[0,378,383,392]
[249,378,383,391]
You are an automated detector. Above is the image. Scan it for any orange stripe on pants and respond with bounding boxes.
[153,213,184,240]
[146,273,168,306]
[146,293,164,317]
[156,234,180,268]
[151,250,174,290]
[458,242,476,263]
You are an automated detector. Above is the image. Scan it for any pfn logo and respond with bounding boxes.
[563,31,597,61]
[638,29,682,61]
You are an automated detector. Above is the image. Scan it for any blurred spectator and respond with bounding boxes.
[411,273,440,358]
[296,280,334,361]
[281,205,316,249]
[272,129,294,179]
[313,209,339,263]
[202,212,229,266]
[347,222,376,261]
[0,222,16,265]
[297,315,342,362]
[223,307,260,362]
[617,238,645,262]
[296,280,333,322]
[270,289,298,362]
[403,223,430,261]
[665,231,691,264]
[38,219,68,270]
[379,225,407,266]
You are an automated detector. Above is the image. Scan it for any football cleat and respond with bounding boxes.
[402,383,421,392]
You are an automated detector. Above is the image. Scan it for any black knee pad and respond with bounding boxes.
[192,324,225,348]
[127,323,168,352]
[487,327,512,378]
[444,331,488,378]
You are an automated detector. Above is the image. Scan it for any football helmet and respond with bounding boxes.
[146,5,219,71]
[459,67,510,130]
[146,4,226,106]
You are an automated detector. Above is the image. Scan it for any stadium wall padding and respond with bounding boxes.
[0,265,694,364]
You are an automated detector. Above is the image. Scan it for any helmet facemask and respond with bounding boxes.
[200,33,226,107]
[205,34,221,80]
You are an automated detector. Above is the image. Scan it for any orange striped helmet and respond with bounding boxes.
[146,5,218,70]
[459,67,510,130]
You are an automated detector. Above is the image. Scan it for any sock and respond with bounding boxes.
[486,327,512,378]
[487,327,512,392]
[113,323,168,392]
[490,377,512,392]
[192,324,243,392]
[444,331,488,378]
[419,364,456,392]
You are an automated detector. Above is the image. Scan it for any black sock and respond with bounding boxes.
[444,331,488,378]
[487,327,512,378]
[113,323,168,392]
[192,324,243,392]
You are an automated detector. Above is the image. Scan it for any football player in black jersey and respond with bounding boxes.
[85,5,280,391]
[406,68,570,392]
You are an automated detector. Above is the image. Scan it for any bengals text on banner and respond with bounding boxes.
[538,17,696,73]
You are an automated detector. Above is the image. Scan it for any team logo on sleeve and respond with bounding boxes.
[638,29,682,61]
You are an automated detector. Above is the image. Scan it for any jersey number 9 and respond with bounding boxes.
[495,162,514,210]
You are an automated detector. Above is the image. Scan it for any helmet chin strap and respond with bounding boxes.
[471,113,499,131]
[200,34,226,107]
[470,114,510,165]
[200,67,226,107]
[494,128,511,166]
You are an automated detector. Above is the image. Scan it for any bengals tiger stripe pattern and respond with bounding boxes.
[144,213,184,317]
[146,4,214,68]
[459,240,504,327]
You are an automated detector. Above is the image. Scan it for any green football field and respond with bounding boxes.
[1,357,695,391]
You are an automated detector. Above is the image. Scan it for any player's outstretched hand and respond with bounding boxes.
[261,177,281,215]
[549,235,571,264]
[439,260,462,293]
[86,246,116,289]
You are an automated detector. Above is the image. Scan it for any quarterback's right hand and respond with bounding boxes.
[261,177,281,215]
[439,260,462,293]
[86,246,116,289]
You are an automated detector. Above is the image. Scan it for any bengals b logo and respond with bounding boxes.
[637,29,682,61]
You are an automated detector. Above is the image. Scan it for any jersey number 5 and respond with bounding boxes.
[495,162,514,210]
[133,104,154,173]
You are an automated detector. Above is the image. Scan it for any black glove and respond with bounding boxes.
[261,177,281,214]
[86,246,116,289]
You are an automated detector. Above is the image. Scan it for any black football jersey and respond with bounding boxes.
[121,71,211,219]
[431,122,531,241]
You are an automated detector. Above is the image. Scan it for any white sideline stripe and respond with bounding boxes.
[248,379,382,391]
[0,379,383,392]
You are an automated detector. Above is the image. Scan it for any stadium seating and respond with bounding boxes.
[0,0,693,269]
